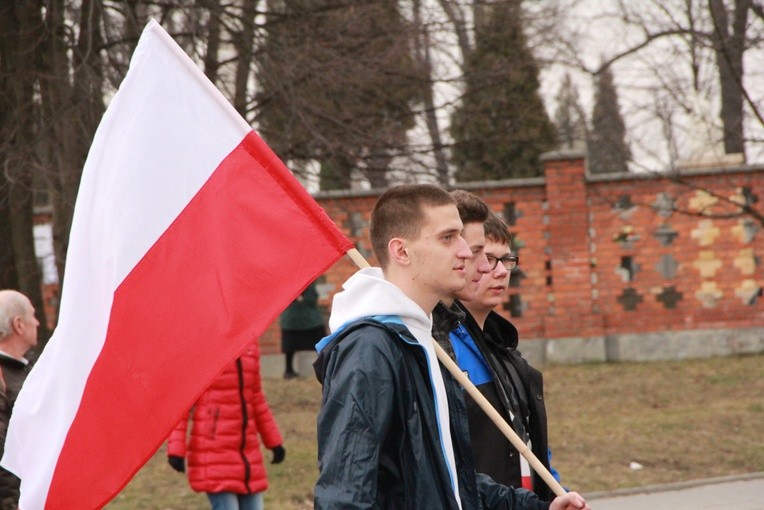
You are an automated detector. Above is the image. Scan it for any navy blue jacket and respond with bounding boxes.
[313,318,550,510]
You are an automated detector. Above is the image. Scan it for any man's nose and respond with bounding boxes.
[476,253,491,274]
[456,237,472,259]
[494,261,509,277]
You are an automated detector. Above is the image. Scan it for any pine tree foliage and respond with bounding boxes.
[588,66,631,174]
[554,73,587,150]
[256,0,426,190]
[450,0,556,182]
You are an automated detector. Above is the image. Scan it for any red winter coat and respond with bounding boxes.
[167,342,282,494]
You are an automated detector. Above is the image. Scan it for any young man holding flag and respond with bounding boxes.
[314,184,589,510]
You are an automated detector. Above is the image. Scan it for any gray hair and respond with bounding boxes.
[0,290,29,340]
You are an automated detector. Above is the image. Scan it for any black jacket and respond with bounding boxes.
[453,306,554,502]
[0,354,28,504]
[314,318,550,510]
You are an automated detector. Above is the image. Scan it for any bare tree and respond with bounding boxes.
[553,0,764,168]
[0,0,51,344]
[708,0,749,156]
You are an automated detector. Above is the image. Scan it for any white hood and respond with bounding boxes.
[327,266,462,507]
[328,267,432,342]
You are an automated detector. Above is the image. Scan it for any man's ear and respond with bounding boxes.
[11,316,24,335]
[388,238,411,266]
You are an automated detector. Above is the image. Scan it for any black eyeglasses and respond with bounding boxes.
[486,254,519,271]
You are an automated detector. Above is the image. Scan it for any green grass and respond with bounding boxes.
[108,353,764,509]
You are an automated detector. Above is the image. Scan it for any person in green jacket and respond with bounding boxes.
[279,281,326,379]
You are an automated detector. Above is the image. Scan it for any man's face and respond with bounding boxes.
[21,298,39,350]
[470,239,512,312]
[407,204,472,301]
[454,222,491,302]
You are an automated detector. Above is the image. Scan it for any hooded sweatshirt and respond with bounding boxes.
[325,267,462,505]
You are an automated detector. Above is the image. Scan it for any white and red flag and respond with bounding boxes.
[1,20,352,509]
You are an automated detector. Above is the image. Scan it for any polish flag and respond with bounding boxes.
[1,20,352,509]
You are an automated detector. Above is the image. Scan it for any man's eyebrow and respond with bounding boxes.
[437,227,461,237]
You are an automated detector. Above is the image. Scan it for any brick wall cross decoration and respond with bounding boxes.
[617,287,644,311]
[695,281,723,308]
[614,194,635,210]
[503,202,522,226]
[656,286,683,309]
[688,190,719,214]
[733,247,757,275]
[731,218,759,243]
[653,223,679,246]
[504,294,524,317]
[690,219,721,246]
[656,254,680,279]
[735,279,762,305]
[693,250,723,278]
[344,211,370,258]
[729,186,759,209]
[616,256,640,282]
[614,194,637,220]
[652,192,675,218]
[509,268,526,288]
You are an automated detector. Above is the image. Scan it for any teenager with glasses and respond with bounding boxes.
[450,213,563,502]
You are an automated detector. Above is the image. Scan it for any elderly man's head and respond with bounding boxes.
[0,290,39,358]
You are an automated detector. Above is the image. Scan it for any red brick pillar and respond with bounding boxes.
[541,151,603,339]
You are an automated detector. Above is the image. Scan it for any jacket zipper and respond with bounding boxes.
[236,358,252,493]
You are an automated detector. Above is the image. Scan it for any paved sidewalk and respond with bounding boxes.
[585,472,764,509]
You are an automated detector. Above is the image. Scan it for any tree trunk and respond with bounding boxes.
[0,178,19,289]
[708,0,748,157]
[437,0,471,59]
[414,0,450,185]
[202,0,222,83]
[233,1,258,118]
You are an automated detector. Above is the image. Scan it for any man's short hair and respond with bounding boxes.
[484,213,512,246]
[0,290,27,339]
[370,184,456,268]
[451,189,490,225]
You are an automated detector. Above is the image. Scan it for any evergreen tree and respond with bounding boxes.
[256,0,425,190]
[450,0,556,182]
[588,65,631,173]
[554,73,587,150]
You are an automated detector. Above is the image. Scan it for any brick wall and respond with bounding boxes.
[258,152,764,356]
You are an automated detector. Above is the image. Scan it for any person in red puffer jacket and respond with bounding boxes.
[167,341,285,510]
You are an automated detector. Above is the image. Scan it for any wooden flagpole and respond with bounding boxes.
[345,247,566,497]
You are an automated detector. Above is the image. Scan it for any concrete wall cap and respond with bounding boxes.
[540,150,587,162]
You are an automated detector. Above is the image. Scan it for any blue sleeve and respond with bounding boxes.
[547,448,571,492]
[547,449,561,483]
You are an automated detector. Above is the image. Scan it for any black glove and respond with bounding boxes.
[168,455,185,473]
[271,445,286,464]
